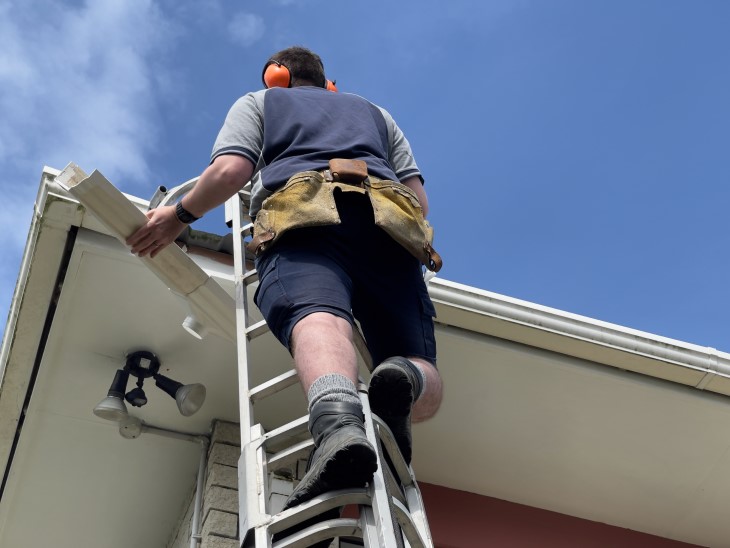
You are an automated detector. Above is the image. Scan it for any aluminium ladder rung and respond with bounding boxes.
[246,319,269,340]
[272,518,362,548]
[249,369,300,403]
[242,269,259,287]
[268,489,370,535]
[240,223,254,237]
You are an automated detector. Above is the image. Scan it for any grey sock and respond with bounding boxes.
[307,374,361,411]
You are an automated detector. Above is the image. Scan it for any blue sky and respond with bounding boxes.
[1,0,728,352]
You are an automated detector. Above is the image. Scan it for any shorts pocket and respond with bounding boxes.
[253,254,279,306]
[253,255,292,336]
[418,283,437,318]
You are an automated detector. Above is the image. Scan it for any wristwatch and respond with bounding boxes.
[175,202,200,224]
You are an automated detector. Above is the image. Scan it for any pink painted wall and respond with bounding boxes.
[418,483,704,548]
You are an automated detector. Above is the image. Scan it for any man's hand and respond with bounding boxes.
[126,205,186,258]
[126,155,254,258]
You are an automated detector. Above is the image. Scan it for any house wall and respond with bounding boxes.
[168,421,240,548]
[419,483,703,548]
[199,421,241,548]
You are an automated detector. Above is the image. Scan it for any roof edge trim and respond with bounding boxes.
[428,277,730,390]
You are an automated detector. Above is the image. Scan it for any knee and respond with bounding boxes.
[291,312,353,350]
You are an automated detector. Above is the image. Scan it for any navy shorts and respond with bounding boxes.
[253,191,437,367]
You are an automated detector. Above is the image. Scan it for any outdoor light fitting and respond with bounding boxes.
[93,369,130,421]
[93,350,206,421]
[155,374,207,417]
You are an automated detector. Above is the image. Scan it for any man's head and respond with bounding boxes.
[262,46,326,88]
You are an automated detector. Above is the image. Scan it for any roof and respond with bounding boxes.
[0,166,728,547]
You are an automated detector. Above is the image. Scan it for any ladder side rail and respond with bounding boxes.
[230,193,255,438]
[373,417,434,547]
[359,386,404,548]
[240,425,270,544]
[391,499,430,548]
[356,506,382,548]
[231,194,273,543]
[402,483,435,548]
[373,417,412,487]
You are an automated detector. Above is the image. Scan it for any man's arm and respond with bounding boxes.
[126,155,255,258]
[402,176,429,217]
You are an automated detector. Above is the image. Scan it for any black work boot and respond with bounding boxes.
[284,401,377,510]
[368,357,423,465]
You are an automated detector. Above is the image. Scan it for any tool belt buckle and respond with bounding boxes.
[328,158,368,185]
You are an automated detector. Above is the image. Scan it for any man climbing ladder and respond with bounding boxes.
[127,45,443,515]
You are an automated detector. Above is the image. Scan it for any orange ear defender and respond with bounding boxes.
[262,60,338,92]
[262,61,291,88]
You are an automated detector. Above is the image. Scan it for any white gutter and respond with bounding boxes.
[427,277,730,396]
[0,168,85,477]
[0,168,62,385]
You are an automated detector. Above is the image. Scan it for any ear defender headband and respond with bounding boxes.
[262,60,338,92]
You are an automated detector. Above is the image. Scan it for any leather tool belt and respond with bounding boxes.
[248,160,443,272]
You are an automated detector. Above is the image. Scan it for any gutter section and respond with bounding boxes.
[55,163,236,343]
[428,278,730,397]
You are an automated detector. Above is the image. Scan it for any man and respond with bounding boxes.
[127,46,443,511]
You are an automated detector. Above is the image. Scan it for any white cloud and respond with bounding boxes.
[227,12,265,47]
[0,0,176,186]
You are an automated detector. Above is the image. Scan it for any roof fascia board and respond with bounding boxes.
[0,169,84,473]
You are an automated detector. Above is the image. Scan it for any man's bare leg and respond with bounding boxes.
[290,311,358,391]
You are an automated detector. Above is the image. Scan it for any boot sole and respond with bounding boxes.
[369,364,414,463]
[285,436,377,509]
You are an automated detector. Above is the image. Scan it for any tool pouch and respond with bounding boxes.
[248,170,443,272]
[247,171,340,256]
[367,179,443,272]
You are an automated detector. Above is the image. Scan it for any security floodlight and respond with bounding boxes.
[93,369,130,421]
[154,374,206,417]
[93,350,206,421]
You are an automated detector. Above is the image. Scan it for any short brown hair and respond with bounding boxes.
[268,46,326,88]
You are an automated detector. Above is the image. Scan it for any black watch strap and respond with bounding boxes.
[175,202,200,224]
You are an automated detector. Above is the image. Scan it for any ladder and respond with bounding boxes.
[228,188,435,548]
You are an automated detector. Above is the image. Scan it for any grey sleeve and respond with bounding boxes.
[210,90,266,166]
[376,106,424,184]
